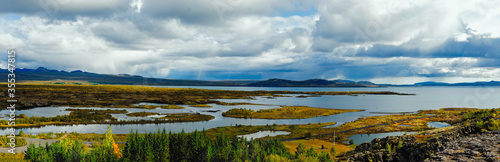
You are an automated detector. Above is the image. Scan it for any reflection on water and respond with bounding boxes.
[347,132,416,145]
[237,131,290,141]
[427,122,451,128]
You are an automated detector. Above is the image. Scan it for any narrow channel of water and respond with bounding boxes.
[347,132,416,145]
[237,131,290,141]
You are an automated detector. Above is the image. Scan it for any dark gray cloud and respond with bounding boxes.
[355,37,500,59]
[0,0,131,19]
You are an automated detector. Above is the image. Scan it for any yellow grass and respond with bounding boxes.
[125,112,159,117]
[0,153,26,162]
[222,106,361,119]
[133,105,184,109]
[283,139,354,159]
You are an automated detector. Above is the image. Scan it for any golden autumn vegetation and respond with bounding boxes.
[222,106,362,119]
[0,83,411,110]
[125,112,160,117]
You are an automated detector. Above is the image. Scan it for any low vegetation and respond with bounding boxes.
[0,110,117,128]
[125,112,160,117]
[159,113,214,121]
[216,102,260,106]
[0,153,25,161]
[222,106,362,119]
[132,105,184,109]
[0,84,412,110]
[0,136,27,147]
[65,108,128,114]
[0,111,214,128]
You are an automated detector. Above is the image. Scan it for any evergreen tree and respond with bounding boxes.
[295,143,306,157]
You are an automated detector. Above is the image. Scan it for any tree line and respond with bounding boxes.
[24,126,333,162]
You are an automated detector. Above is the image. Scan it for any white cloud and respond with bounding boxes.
[130,0,143,13]
[0,0,499,83]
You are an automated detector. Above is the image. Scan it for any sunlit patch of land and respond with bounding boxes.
[0,153,25,161]
[222,106,362,119]
[283,139,355,160]
[1,136,27,148]
[131,105,184,109]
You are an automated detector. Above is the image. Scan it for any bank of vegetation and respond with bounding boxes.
[65,108,128,114]
[222,106,361,119]
[125,112,159,117]
[0,84,412,110]
[0,111,214,128]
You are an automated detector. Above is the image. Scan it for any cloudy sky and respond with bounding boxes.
[1,0,500,84]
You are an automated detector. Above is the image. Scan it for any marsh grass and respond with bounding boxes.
[125,112,160,117]
[222,106,361,119]
[0,83,412,110]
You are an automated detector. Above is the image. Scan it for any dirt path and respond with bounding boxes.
[0,134,69,153]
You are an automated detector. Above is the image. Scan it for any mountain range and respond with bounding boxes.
[1,67,500,87]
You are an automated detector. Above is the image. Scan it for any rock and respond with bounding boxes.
[342,126,500,162]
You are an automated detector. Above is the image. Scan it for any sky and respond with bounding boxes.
[1,0,500,84]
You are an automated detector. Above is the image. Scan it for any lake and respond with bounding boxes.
[2,86,499,135]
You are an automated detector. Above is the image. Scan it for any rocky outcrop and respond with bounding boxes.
[341,126,493,162]
[426,131,500,162]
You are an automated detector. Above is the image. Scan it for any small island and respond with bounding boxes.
[126,112,160,117]
[222,106,362,119]
[133,105,184,109]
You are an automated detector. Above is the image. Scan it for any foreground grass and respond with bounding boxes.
[222,106,362,119]
[283,139,355,160]
[0,153,25,162]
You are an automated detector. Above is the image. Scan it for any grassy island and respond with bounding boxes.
[126,112,160,117]
[65,108,128,114]
[132,105,184,109]
[222,106,362,119]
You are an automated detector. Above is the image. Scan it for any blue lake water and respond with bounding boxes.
[2,86,500,135]
[347,132,417,145]
[237,131,291,141]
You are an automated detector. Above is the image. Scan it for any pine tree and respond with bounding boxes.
[295,143,306,157]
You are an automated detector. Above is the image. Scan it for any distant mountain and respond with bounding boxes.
[414,81,500,86]
[3,67,500,87]
[0,67,250,86]
[246,78,378,87]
